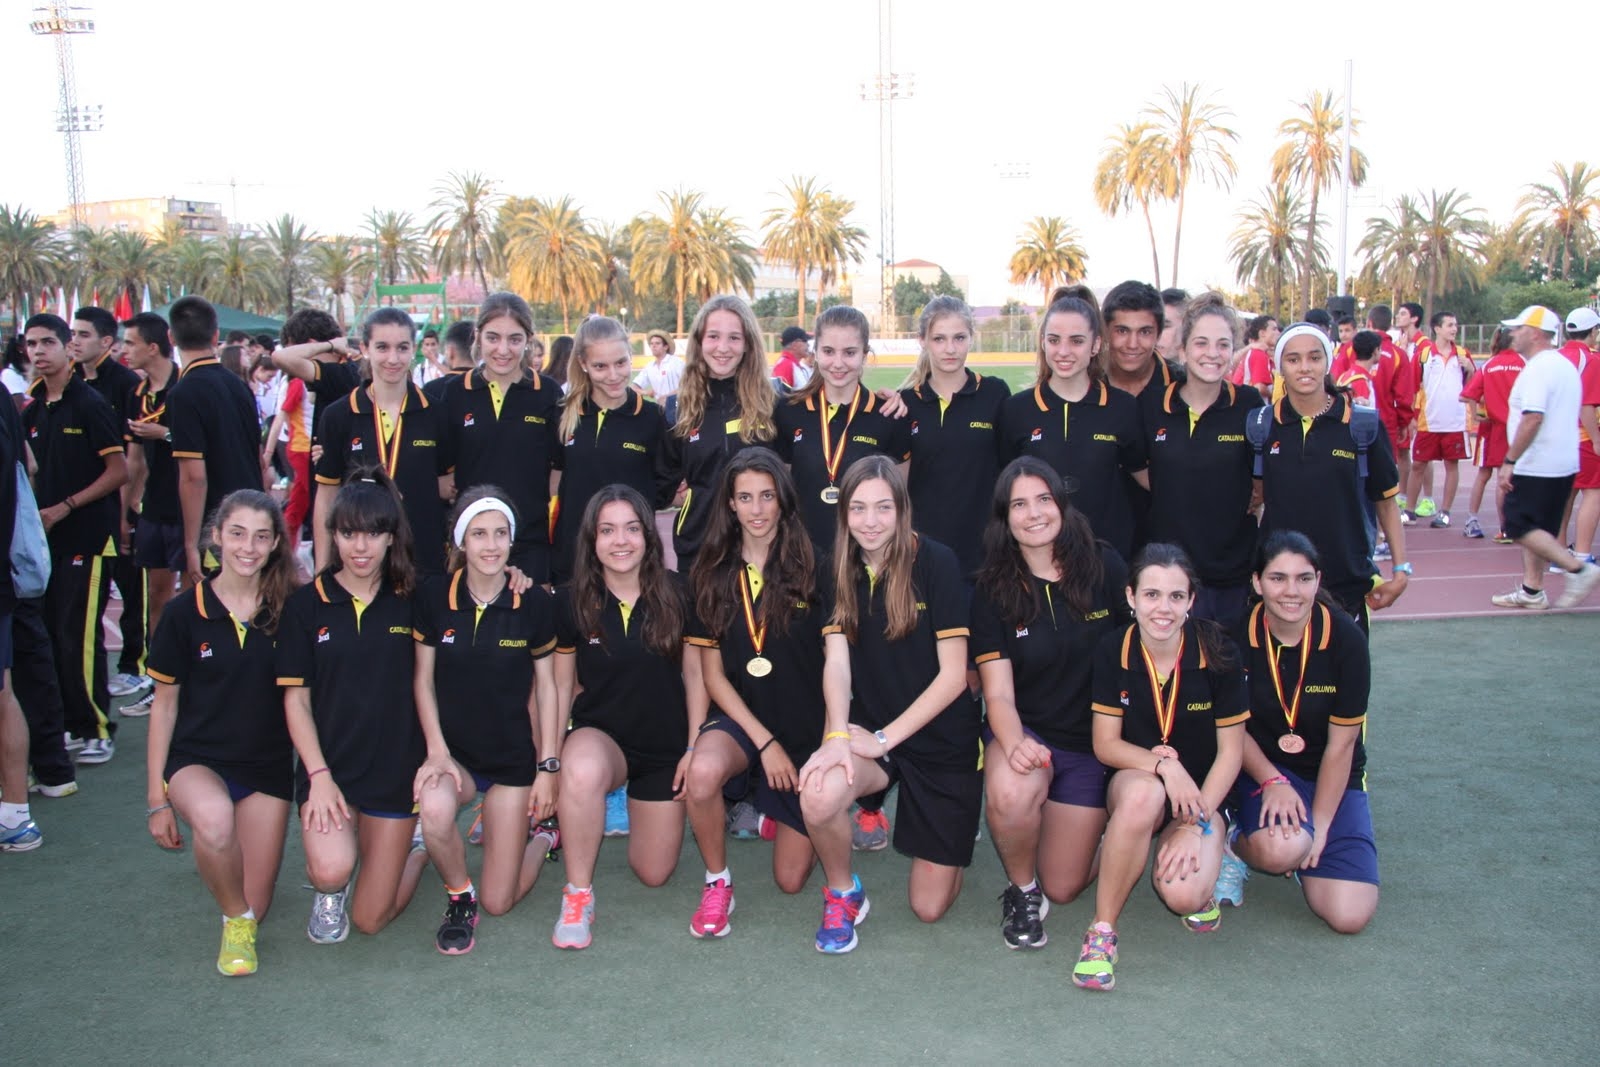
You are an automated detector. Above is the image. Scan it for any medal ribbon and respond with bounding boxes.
[738,565,766,657]
[818,387,864,486]
[1140,633,1184,744]
[1263,612,1312,734]
[371,388,405,479]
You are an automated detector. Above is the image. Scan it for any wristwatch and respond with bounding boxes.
[536,757,561,773]
[1392,562,1413,576]
[873,729,890,752]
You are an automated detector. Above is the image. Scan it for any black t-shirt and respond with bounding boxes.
[553,576,689,764]
[1234,602,1370,790]
[552,390,673,580]
[900,371,1011,576]
[422,368,470,406]
[128,367,181,523]
[23,375,123,557]
[305,359,362,447]
[315,384,450,573]
[1091,621,1250,783]
[1000,382,1146,560]
[1139,381,1265,587]
[415,572,556,781]
[823,536,979,770]
[970,544,1129,752]
[147,581,292,783]
[276,575,423,812]
[662,376,774,565]
[167,356,263,518]
[78,354,142,425]
[774,385,913,549]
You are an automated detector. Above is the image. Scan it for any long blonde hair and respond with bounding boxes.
[900,296,975,390]
[559,315,630,441]
[794,305,870,406]
[830,455,919,642]
[674,295,775,442]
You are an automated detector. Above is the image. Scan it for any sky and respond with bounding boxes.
[6,0,1592,308]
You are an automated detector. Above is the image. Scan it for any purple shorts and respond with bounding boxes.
[982,725,1109,809]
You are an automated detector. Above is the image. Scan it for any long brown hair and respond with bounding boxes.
[559,315,630,441]
[691,447,816,637]
[674,295,775,442]
[976,457,1104,626]
[794,304,870,407]
[321,465,416,598]
[206,489,300,633]
[830,455,918,642]
[570,485,683,659]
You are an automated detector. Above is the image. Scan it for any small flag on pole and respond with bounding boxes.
[141,284,152,313]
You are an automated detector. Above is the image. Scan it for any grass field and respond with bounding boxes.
[863,364,1036,394]
[3,615,1594,1065]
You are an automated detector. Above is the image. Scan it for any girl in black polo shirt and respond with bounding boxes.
[549,485,703,950]
[279,468,427,945]
[972,458,1129,951]
[145,490,299,977]
[798,456,979,954]
[413,488,561,956]
[551,315,673,582]
[684,448,826,938]
[1224,531,1379,933]
[1073,543,1248,992]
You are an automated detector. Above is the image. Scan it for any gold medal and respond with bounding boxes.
[817,388,863,506]
[1140,635,1184,753]
[746,655,773,678]
[820,485,841,504]
[738,566,771,677]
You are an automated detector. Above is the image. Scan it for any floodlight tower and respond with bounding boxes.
[30,3,100,231]
[859,0,912,329]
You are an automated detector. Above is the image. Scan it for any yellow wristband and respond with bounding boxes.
[823,731,851,742]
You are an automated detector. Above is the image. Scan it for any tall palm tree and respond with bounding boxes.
[366,209,430,288]
[501,195,604,332]
[632,189,704,335]
[0,205,64,322]
[813,193,867,318]
[690,208,757,303]
[1008,216,1090,302]
[1093,121,1167,287]
[1270,89,1369,314]
[311,236,371,327]
[1228,185,1316,322]
[1144,83,1238,287]
[69,227,117,301]
[762,176,832,322]
[1414,188,1487,322]
[211,230,273,312]
[1358,195,1425,310]
[165,236,219,302]
[1480,217,1540,281]
[428,171,500,294]
[1517,161,1600,280]
[104,231,164,313]
[590,221,635,316]
[262,213,317,318]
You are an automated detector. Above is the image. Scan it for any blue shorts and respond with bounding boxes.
[358,806,418,820]
[981,724,1109,808]
[164,755,294,802]
[1235,765,1379,886]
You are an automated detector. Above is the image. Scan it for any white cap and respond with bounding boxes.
[1501,306,1562,333]
[1565,307,1600,333]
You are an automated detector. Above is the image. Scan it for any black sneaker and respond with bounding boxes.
[999,883,1049,949]
[435,892,479,955]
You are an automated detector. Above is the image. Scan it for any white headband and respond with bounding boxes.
[1274,323,1334,369]
[453,497,517,548]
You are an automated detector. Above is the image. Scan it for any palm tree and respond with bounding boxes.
[814,193,867,318]
[1517,161,1600,280]
[1008,216,1090,302]
[762,176,832,323]
[590,221,635,316]
[501,195,604,332]
[1228,185,1316,322]
[164,236,219,303]
[690,208,757,303]
[0,205,62,323]
[1358,195,1425,310]
[311,236,371,327]
[1144,83,1238,287]
[104,231,164,313]
[428,171,500,294]
[69,227,117,301]
[211,230,273,312]
[262,213,317,318]
[1481,217,1540,281]
[366,209,430,288]
[1270,89,1369,314]
[1093,121,1167,287]
[1414,188,1487,322]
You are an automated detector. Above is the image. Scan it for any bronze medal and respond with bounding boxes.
[1278,733,1306,754]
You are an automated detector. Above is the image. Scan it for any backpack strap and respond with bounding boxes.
[1349,406,1381,481]
[1246,405,1271,477]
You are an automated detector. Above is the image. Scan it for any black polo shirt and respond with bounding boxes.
[415,571,556,784]
[553,578,689,764]
[78,353,142,431]
[306,358,362,447]
[1000,381,1146,559]
[552,389,673,580]
[900,371,1011,576]
[823,536,978,770]
[439,369,563,567]
[129,368,181,523]
[1254,394,1400,605]
[1139,381,1265,587]
[1235,602,1369,790]
[316,383,450,574]
[775,385,913,549]
[23,375,123,557]
[685,562,828,766]
[147,581,293,788]
[167,356,263,517]
[971,544,1129,752]
[422,367,470,405]
[276,575,423,812]
[1091,621,1249,783]
[662,376,773,564]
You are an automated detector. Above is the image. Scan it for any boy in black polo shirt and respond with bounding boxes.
[22,314,128,765]
[121,313,183,666]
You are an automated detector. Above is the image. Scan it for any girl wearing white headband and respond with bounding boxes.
[412,487,562,955]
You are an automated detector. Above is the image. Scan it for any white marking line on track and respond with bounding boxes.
[1397,573,1526,582]
[1378,605,1600,621]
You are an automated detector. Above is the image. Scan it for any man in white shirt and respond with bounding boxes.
[1493,306,1600,609]
[634,330,685,425]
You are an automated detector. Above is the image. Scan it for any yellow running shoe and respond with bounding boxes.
[218,916,259,976]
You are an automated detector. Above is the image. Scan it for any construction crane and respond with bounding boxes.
[30,3,99,231]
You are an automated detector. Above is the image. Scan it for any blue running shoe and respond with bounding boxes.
[1215,851,1249,907]
[604,787,630,837]
[0,818,42,852]
[815,875,870,954]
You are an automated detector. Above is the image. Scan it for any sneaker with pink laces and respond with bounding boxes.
[690,878,735,938]
[851,807,889,851]
[552,885,594,949]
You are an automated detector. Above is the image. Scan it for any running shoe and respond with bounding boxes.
[603,787,630,837]
[1071,922,1119,991]
[757,813,777,841]
[76,738,115,765]
[1215,852,1249,908]
[108,672,151,697]
[1491,587,1549,610]
[217,916,258,976]
[410,816,425,854]
[1556,560,1600,609]
[28,779,78,798]
[531,818,560,862]
[1548,546,1579,574]
[1463,516,1485,539]
[690,878,735,938]
[1429,512,1451,528]
[1414,497,1437,518]
[1493,531,1514,544]
[851,807,889,852]
[467,799,485,845]
[119,689,155,717]
[435,892,479,955]
[307,884,351,944]
[552,885,595,949]
[815,875,870,954]
[62,733,86,753]
[0,818,43,852]
[999,883,1050,949]
[1396,494,1409,513]
[726,799,761,840]
[1399,510,1415,526]
[1372,541,1392,562]
[1182,898,1223,932]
